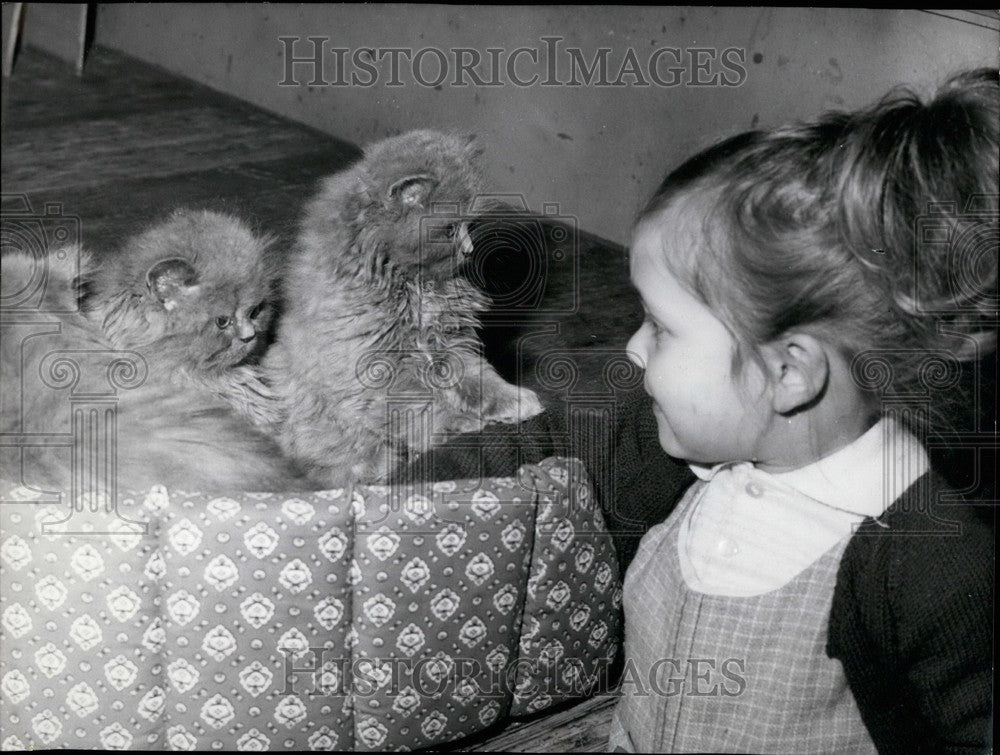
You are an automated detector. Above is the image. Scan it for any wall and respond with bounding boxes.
[94,5,998,245]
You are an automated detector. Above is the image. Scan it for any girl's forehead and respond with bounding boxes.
[635,192,706,243]
[630,213,690,273]
[631,189,723,286]
[628,228,685,299]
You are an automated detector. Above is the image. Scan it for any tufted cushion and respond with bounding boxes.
[0,456,621,751]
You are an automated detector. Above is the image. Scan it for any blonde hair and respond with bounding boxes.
[640,69,998,431]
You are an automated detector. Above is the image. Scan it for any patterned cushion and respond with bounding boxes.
[0,456,621,751]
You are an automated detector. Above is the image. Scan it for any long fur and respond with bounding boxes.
[268,130,543,485]
[1,209,310,492]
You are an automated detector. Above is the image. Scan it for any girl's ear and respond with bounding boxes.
[761,333,829,414]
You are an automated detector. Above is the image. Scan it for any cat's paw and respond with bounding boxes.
[221,366,285,429]
[442,412,487,437]
[516,387,545,420]
[483,386,544,425]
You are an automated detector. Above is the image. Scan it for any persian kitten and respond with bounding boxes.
[267,130,544,484]
[0,209,308,492]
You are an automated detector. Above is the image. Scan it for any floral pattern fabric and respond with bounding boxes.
[0,457,621,751]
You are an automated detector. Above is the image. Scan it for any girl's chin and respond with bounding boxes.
[656,436,686,460]
[651,406,732,465]
[652,412,685,458]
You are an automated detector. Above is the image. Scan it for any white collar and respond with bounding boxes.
[687,418,929,518]
[689,461,727,482]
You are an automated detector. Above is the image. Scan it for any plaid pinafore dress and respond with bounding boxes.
[609,472,877,753]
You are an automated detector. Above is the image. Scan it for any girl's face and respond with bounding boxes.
[625,206,773,466]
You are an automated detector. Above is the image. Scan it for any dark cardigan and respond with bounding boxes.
[398,390,994,752]
[827,472,995,754]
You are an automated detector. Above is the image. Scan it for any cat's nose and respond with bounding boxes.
[237,323,256,342]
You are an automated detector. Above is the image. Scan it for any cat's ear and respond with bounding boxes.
[146,257,199,311]
[462,133,484,159]
[388,174,437,208]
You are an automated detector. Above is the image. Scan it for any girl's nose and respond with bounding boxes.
[625,328,647,369]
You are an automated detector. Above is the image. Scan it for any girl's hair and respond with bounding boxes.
[640,69,998,432]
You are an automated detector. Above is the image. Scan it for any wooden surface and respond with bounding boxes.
[0,45,634,753]
[2,3,23,78]
[20,3,90,74]
[1,45,361,252]
[459,694,619,752]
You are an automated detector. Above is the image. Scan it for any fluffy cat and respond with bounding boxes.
[0,209,309,493]
[267,130,544,485]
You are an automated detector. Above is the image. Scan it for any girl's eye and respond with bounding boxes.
[248,301,266,320]
[645,315,669,338]
[215,315,232,329]
[444,223,458,239]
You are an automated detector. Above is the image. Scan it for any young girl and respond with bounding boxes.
[609,70,996,753]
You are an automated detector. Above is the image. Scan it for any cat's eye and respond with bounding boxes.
[215,315,232,329]
[248,302,266,320]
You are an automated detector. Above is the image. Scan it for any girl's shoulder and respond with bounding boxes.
[829,470,993,750]
[835,470,993,612]
[843,470,993,575]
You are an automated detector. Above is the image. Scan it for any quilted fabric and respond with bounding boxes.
[0,457,621,751]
